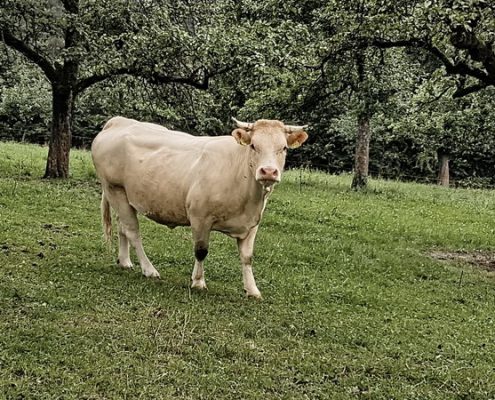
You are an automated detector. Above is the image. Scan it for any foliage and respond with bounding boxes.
[369,0,495,96]
[374,75,495,185]
[0,55,50,142]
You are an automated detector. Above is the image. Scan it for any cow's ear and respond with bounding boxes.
[232,129,252,146]
[287,130,308,149]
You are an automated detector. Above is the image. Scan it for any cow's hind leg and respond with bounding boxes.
[105,186,160,278]
[117,226,133,269]
[237,226,261,299]
[190,222,211,290]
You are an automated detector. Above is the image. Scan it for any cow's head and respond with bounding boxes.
[231,118,308,188]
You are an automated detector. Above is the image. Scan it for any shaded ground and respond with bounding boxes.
[430,250,495,271]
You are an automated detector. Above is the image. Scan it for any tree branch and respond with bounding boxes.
[450,26,495,79]
[75,67,130,93]
[150,67,210,89]
[372,38,492,86]
[453,83,488,98]
[0,29,57,83]
[75,65,223,94]
[312,37,493,98]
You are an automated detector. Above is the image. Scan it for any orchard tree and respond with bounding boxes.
[360,0,495,185]
[0,0,230,178]
[381,72,495,186]
[304,1,404,189]
[307,0,495,188]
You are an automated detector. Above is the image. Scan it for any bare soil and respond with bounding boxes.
[429,250,495,271]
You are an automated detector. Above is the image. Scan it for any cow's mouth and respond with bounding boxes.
[258,178,279,187]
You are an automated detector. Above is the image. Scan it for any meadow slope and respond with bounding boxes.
[1,142,495,399]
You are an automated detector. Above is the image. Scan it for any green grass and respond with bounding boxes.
[1,141,495,399]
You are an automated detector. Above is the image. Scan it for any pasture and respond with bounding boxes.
[1,141,495,399]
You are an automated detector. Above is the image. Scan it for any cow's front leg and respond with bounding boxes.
[191,224,210,290]
[237,226,261,299]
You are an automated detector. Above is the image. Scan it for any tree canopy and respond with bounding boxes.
[1,0,495,186]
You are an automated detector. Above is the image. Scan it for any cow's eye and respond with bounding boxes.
[250,144,256,151]
[283,146,288,152]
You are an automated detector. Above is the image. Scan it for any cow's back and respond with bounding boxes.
[92,117,198,184]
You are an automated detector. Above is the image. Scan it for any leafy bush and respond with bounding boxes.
[0,57,50,143]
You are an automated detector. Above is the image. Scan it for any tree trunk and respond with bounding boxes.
[44,84,74,178]
[437,150,450,187]
[351,113,371,189]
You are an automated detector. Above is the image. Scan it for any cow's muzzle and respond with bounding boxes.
[257,167,280,186]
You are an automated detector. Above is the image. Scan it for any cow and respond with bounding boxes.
[91,116,308,298]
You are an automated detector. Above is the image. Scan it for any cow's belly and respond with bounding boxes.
[122,159,265,237]
[144,210,190,228]
[130,196,258,236]
[125,183,190,228]
[211,213,261,239]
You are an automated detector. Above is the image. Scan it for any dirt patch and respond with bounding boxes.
[429,250,495,271]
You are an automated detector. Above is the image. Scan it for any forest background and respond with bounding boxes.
[1,0,495,188]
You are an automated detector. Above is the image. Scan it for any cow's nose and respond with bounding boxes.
[259,167,279,181]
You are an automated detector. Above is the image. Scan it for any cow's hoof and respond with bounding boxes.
[117,259,133,269]
[191,279,208,290]
[245,289,262,299]
[143,268,160,279]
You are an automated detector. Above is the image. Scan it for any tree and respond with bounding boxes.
[0,0,227,178]
[0,53,51,143]
[297,1,402,189]
[351,50,372,189]
[304,0,495,188]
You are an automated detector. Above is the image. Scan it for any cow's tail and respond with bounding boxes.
[101,191,112,245]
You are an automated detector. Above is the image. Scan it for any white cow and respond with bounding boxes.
[91,116,308,298]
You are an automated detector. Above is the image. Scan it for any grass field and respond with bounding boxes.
[1,141,495,399]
